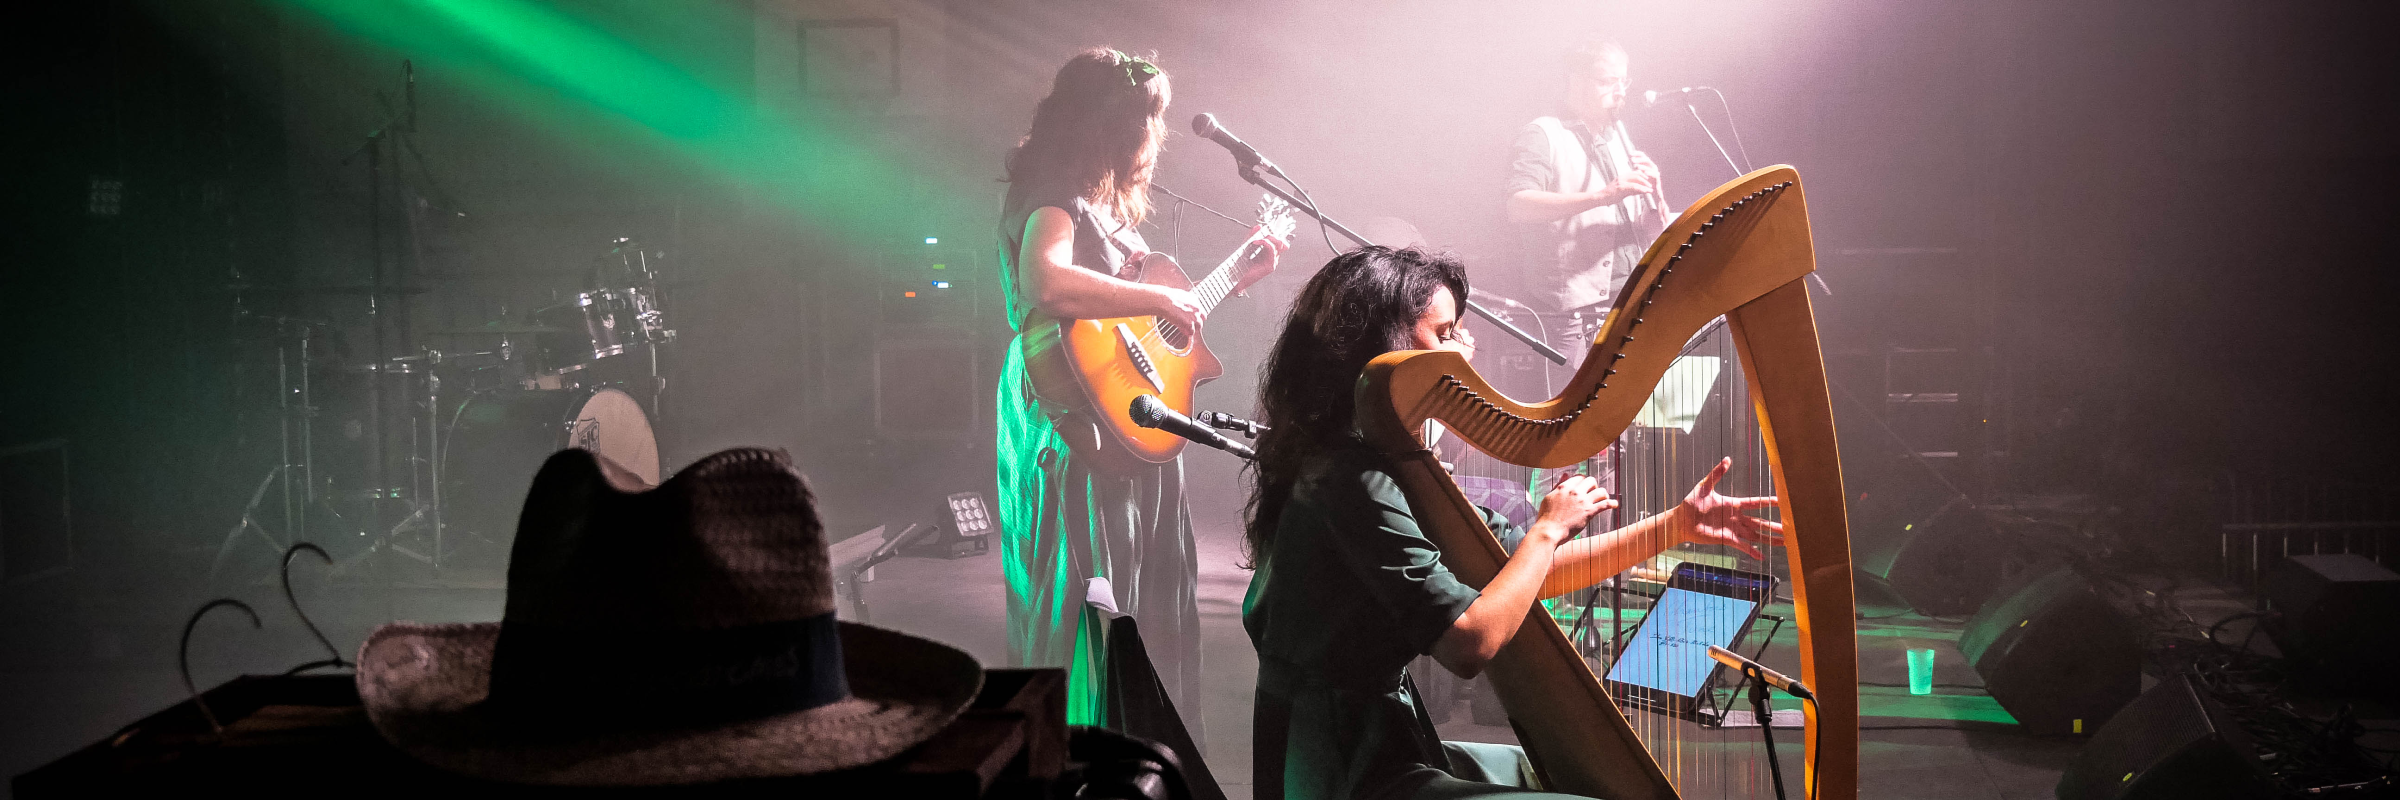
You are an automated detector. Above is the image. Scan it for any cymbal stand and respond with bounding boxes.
[412,354,447,567]
[209,316,323,583]
[210,467,290,583]
[333,59,446,586]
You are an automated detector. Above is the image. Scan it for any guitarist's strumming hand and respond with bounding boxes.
[1149,280,1206,336]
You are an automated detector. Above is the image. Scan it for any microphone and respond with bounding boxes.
[1468,286,1534,312]
[1197,410,1268,439]
[1131,395,1256,459]
[1708,645,1815,701]
[1190,113,1280,175]
[1642,86,1697,107]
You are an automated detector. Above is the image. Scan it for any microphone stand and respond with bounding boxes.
[1744,665,1792,800]
[1230,163,1571,365]
[1662,89,1831,297]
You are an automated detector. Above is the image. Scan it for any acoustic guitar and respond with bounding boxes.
[1023,196,1294,471]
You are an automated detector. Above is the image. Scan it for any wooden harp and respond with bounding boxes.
[1356,166,1856,799]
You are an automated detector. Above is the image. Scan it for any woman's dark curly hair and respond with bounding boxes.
[1243,246,1469,567]
[1004,48,1170,226]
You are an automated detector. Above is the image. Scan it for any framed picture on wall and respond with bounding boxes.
[799,18,899,103]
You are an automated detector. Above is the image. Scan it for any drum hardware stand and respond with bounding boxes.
[324,506,436,580]
[210,466,293,583]
[336,59,454,585]
[411,360,447,568]
[340,90,396,590]
[210,317,329,584]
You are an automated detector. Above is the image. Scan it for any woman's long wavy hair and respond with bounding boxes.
[1005,48,1170,227]
[1243,246,1469,567]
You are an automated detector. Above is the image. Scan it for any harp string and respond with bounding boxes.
[1440,319,1792,797]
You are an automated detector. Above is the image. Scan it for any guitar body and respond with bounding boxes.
[1017,196,1290,474]
[1025,252,1223,472]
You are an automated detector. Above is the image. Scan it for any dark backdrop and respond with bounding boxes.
[2,0,2395,687]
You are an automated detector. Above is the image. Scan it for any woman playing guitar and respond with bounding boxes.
[995,48,1285,725]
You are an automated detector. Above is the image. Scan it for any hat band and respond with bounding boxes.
[487,612,850,726]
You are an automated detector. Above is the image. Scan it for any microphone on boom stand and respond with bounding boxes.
[1191,113,1283,178]
[1642,86,1699,107]
[1187,111,1573,366]
[1197,410,1268,440]
[1708,644,1814,800]
[1707,645,1815,701]
[1131,395,1256,460]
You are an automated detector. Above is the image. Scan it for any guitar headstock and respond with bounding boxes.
[1255,195,1297,241]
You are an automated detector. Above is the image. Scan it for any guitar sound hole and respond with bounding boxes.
[1160,322,1190,350]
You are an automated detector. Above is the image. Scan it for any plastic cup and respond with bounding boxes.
[1907,647,1936,696]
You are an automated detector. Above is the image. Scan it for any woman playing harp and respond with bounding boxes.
[1242,246,1780,800]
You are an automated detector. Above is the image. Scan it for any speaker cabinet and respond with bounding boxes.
[1958,567,2140,734]
[2261,554,2400,694]
[1849,466,2006,616]
[2055,672,2274,800]
[1853,496,1999,616]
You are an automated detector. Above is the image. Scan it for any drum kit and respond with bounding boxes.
[212,238,676,582]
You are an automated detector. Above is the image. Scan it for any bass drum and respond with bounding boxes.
[443,387,660,542]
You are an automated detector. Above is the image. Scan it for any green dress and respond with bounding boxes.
[1246,440,1585,799]
[993,179,1201,726]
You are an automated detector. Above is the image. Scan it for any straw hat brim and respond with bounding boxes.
[356,620,982,786]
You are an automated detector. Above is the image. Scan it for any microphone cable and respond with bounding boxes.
[1265,164,1343,255]
[1151,184,1249,230]
[1668,86,1756,177]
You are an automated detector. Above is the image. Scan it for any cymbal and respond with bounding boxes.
[423,325,567,335]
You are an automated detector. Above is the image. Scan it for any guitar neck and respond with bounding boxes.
[1190,230,1269,314]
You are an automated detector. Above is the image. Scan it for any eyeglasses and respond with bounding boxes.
[1109,49,1160,88]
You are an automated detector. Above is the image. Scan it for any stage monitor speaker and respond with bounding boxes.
[2055,672,2275,800]
[2260,553,2400,694]
[1958,567,2140,734]
[1849,466,2001,616]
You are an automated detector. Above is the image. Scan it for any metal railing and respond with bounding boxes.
[2217,474,2400,591]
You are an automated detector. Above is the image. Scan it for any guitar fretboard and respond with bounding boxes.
[1155,233,1267,344]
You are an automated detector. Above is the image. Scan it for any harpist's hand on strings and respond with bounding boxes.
[1677,457,1785,560]
[1530,474,1617,545]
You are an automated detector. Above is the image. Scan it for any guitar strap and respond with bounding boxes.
[1074,198,1146,274]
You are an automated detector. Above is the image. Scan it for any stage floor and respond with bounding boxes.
[0,519,2087,799]
[825,519,2091,799]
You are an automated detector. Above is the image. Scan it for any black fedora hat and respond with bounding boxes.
[355,447,981,786]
